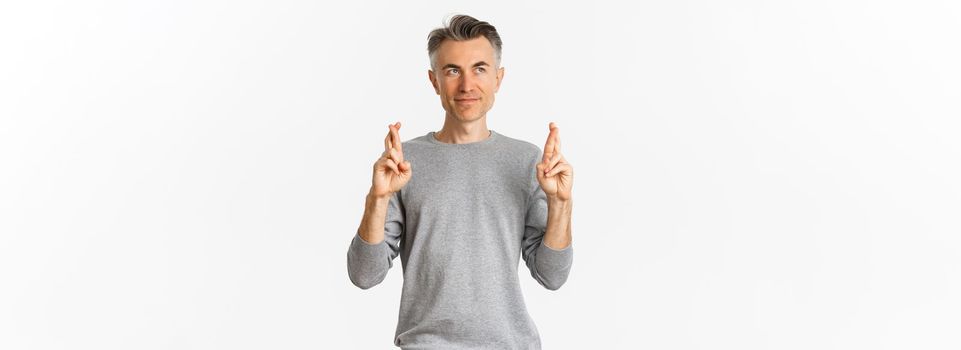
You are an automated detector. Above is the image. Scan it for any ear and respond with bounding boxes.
[428,70,440,95]
[494,66,505,93]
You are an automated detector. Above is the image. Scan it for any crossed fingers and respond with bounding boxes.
[542,122,567,175]
[382,122,404,174]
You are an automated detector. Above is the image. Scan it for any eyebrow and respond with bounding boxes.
[441,61,491,70]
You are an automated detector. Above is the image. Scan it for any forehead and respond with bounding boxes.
[433,37,496,66]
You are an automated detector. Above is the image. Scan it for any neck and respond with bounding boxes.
[434,114,491,144]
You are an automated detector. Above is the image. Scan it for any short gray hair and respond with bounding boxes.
[427,14,503,69]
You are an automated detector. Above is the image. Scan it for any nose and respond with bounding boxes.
[458,72,475,94]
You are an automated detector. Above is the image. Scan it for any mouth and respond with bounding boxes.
[454,98,480,105]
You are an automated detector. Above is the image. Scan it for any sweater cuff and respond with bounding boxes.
[536,241,573,271]
[349,231,388,263]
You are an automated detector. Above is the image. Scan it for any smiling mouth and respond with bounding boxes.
[455,98,479,104]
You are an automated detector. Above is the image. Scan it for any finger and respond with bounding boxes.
[391,122,403,153]
[384,130,392,152]
[543,124,557,163]
[388,147,404,164]
[547,163,572,178]
[384,158,400,175]
[376,153,390,167]
[545,152,562,173]
[553,128,561,155]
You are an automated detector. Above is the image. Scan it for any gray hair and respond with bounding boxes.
[427,14,503,69]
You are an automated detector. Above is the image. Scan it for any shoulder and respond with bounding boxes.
[398,133,434,155]
[494,131,542,162]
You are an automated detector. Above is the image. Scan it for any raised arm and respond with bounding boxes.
[536,122,573,249]
[523,122,574,290]
[347,122,412,289]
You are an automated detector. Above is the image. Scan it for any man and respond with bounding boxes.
[347,14,574,349]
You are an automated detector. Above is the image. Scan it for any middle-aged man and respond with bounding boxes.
[346,14,575,349]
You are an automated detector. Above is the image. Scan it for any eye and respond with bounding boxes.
[474,67,486,73]
[446,68,459,76]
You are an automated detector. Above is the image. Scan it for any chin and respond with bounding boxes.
[449,109,484,122]
[458,113,485,122]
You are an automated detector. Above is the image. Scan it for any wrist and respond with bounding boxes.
[547,196,572,207]
[367,188,393,202]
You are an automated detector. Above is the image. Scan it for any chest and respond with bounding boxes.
[400,153,531,221]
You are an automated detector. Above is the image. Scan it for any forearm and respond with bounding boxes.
[347,189,396,289]
[358,189,391,244]
[543,197,572,249]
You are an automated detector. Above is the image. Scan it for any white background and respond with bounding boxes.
[2,1,960,349]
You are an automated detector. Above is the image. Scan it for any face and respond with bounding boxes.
[428,37,505,123]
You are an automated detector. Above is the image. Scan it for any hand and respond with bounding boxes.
[370,122,412,198]
[536,122,573,201]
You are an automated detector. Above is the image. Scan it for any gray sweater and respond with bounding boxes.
[347,130,574,349]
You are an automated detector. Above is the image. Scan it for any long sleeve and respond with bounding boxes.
[521,157,574,291]
[346,191,405,289]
